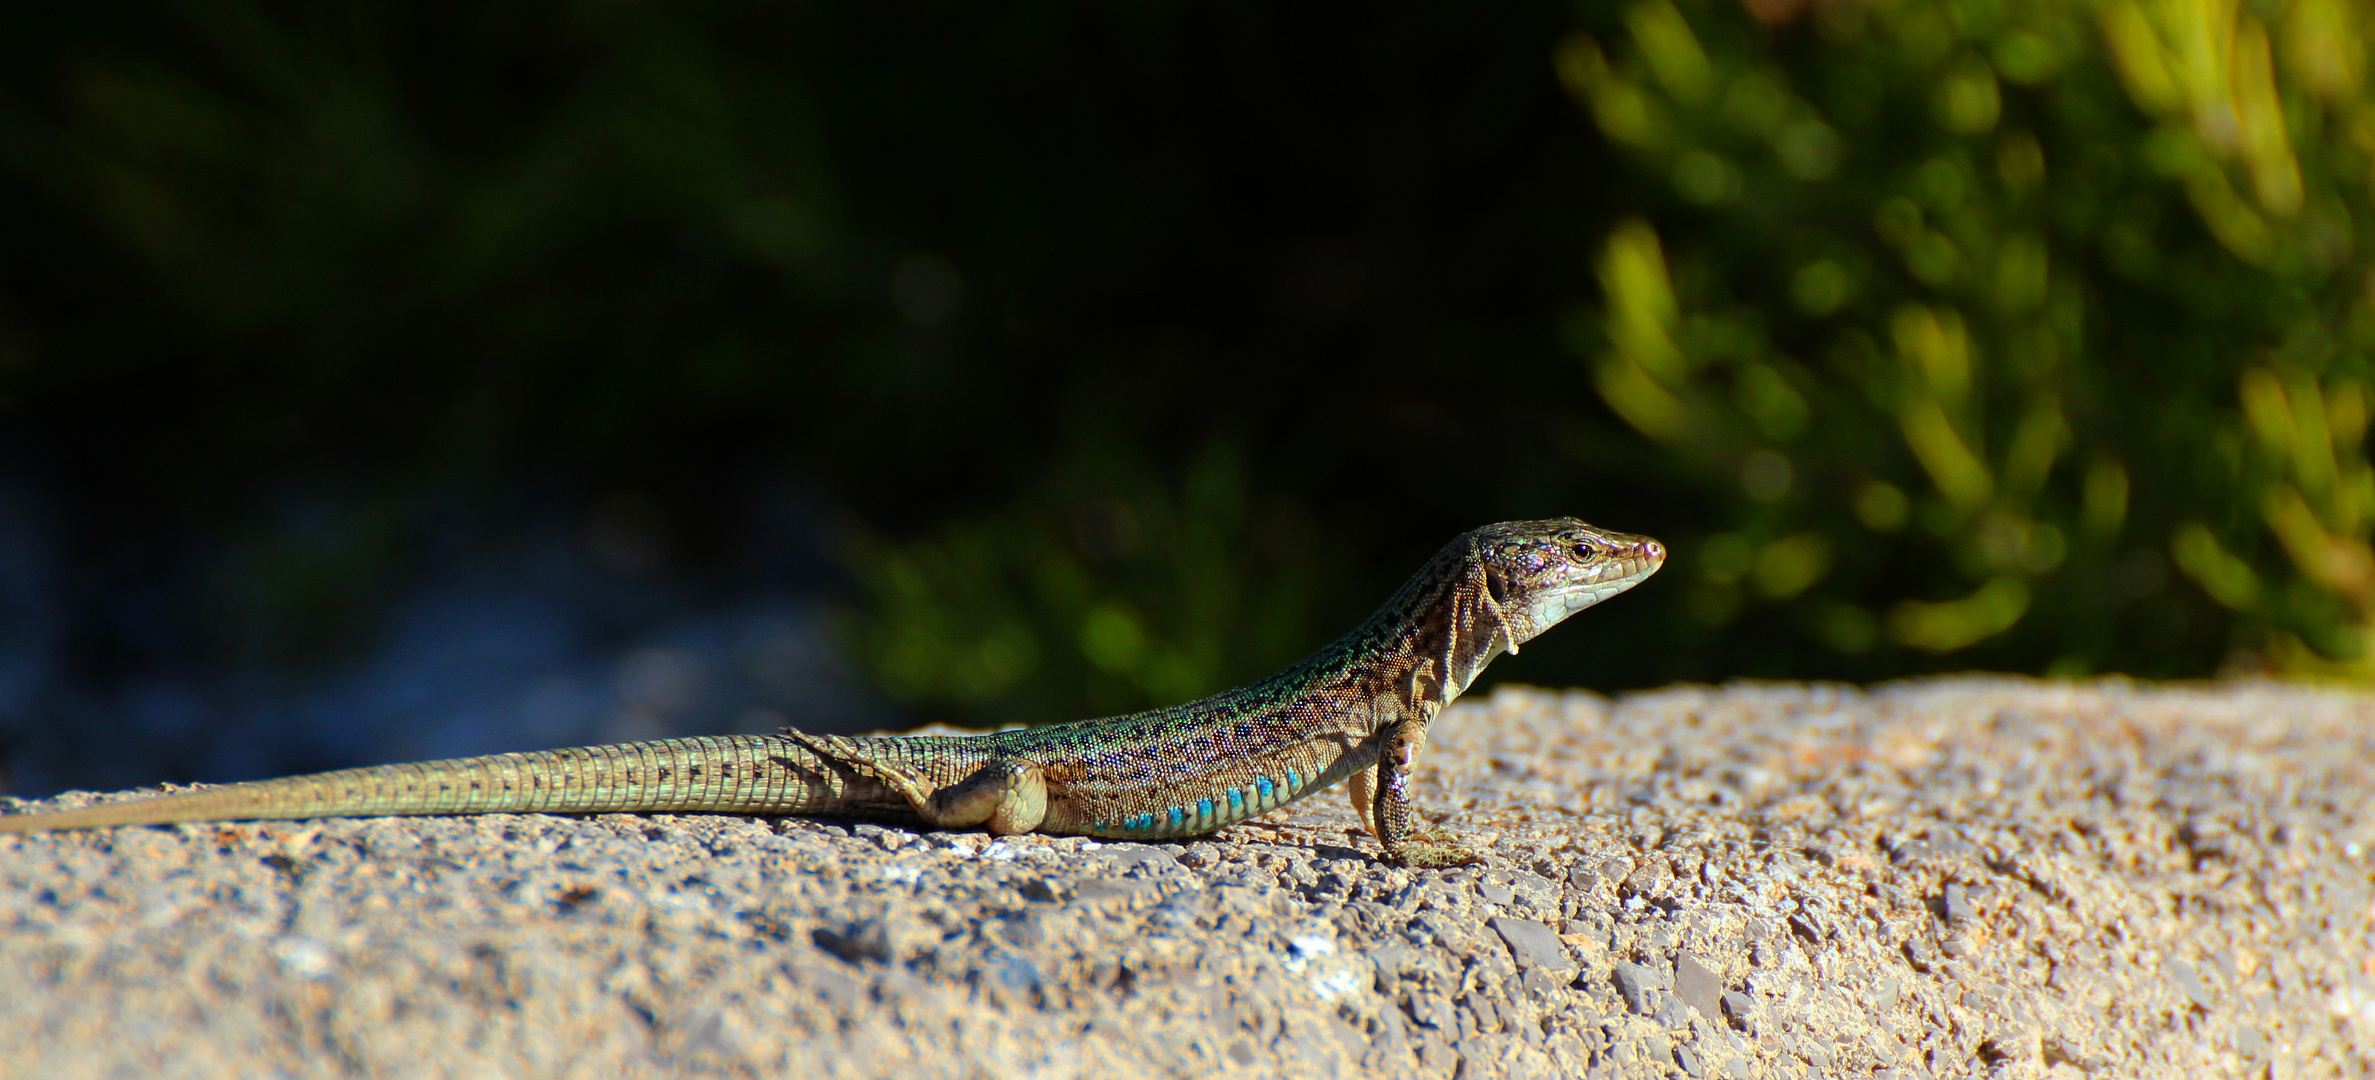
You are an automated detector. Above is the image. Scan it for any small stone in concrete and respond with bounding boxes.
[2235,1026,2268,1060]
[1095,844,1179,874]
[811,919,893,965]
[1614,962,1662,1015]
[1720,990,1757,1031]
[851,823,913,850]
[1018,877,1067,902]
[1519,965,1567,998]
[1942,882,1977,924]
[2164,954,2215,1011]
[1405,991,1455,1031]
[1788,911,1823,942]
[1674,953,1722,1022]
[1490,915,1576,974]
[1070,878,1153,910]
[1462,992,1502,1034]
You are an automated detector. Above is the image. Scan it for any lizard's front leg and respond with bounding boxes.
[1372,719,1484,868]
[779,732,1050,835]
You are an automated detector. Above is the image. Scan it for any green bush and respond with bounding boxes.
[839,440,1337,727]
[1557,0,2375,678]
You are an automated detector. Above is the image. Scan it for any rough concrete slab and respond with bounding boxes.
[4,678,2372,1078]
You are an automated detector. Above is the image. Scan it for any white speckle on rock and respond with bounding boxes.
[272,936,334,981]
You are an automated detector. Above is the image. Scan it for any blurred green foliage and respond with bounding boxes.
[1561,0,2375,678]
[840,440,1331,725]
[8,0,2375,747]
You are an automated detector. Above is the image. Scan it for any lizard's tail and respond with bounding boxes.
[0,735,830,833]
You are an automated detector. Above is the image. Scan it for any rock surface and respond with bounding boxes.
[4,678,2373,1078]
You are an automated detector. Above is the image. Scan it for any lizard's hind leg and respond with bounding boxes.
[1346,764,1380,839]
[778,731,1049,835]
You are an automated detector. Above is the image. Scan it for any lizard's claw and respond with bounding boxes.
[1384,843,1487,869]
[1382,826,1487,868]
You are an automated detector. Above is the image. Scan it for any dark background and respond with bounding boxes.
[0,0,2359,796]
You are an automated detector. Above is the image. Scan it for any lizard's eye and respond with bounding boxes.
[1572,543,1598,559]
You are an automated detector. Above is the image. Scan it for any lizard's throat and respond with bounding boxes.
[1513,559,1662,644]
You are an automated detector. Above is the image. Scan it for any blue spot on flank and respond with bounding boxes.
[1198,797,1213,819]
[1227,789,1243,811]
[1257,775,1275,800]
[1168,806,1183,827]
[1287,768,1302,789]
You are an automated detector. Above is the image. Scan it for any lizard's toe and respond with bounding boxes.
[1383,843,1486,869]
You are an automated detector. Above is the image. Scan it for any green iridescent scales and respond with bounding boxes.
[0,519,1664,865]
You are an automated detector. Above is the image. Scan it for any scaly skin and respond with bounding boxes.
[0,519,1663,866]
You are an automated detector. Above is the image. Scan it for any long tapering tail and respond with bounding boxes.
[0,735,838,833]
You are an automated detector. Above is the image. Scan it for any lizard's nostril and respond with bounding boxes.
[1639,539,1665,561]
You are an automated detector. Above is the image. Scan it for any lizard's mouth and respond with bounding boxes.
[1532,543,1665,627]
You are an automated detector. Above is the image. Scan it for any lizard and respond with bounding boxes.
[0,518,1662,866]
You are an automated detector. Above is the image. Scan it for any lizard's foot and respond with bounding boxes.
[1383,843,1486,868]
[1383,827,1486,868]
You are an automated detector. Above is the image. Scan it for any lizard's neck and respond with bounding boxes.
[1275,546,1519,736]
[1038,545,1527,750]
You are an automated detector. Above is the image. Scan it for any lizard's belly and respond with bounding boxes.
[1046,739,1373,840]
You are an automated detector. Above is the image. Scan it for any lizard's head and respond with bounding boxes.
[1469,517,1665,645]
